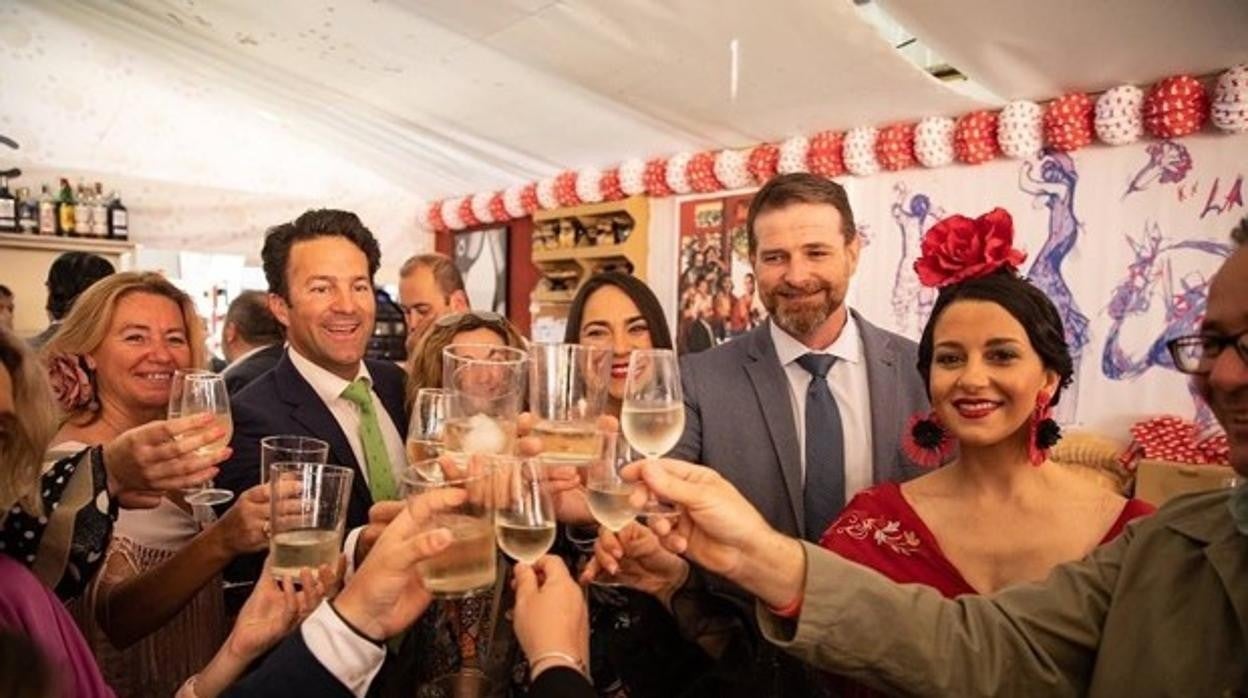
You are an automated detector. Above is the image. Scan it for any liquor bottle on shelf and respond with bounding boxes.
[56,178,75,237]
[38,184,56,236]
[17,187,38,235]
[0,176,16,233]
[90,182,108,238]
[74,180,93,237]
[107,190,128,241]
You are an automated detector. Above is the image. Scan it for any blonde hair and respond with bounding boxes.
[405,313,526,411]
[0,328,58,516]
[42,271,207,424]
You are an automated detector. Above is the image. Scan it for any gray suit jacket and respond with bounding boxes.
[671,312,929,539]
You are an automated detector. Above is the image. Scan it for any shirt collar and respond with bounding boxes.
[769,312,862,368]
[287,345,372,404]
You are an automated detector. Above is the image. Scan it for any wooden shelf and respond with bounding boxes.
[0,231,137,254]
[532,242,637,262]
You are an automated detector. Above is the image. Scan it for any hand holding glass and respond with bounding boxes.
[172,370,235,506]
[620,349,684,517]
[493,456,556,564]
[268,462,353,580]
[402,454,496,598]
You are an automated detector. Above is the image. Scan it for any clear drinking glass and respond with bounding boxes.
[493,456,556,564]
[620,348,684,517]
[408,388,451,478]
[442,344,527,456]
[402,453,497,598]
[528,343,611,470]
[260,435,329,484]
[267,462,353,580]
[585,430,641,586]
[174,371,236,506]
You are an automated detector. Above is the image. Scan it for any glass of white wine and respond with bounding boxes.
[402,453,497,598]
[260,435,329,484]
[585,430,640,586]
[493,456,556,565]
[529,343,611,471]
[176,372,236,506]
[620,348,685,518]
[407,388,450,478]
[442,345,527,456]
[268,462,353,580]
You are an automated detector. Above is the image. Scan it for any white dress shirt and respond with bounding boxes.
[301,601,386,697]
[769,314,874,499]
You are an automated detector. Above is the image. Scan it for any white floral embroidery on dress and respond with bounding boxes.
[832,511,921,556]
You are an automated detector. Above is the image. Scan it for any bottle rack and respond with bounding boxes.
[530,196,649,306]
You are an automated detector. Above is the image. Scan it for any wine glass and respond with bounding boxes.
[584,430,640,586]
[529,343,611,470]
[493,456,556,565]
[177,372,235,506]
[620,348,684,517]
[407,388,450,479]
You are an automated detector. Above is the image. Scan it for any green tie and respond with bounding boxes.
[340,377,398,501]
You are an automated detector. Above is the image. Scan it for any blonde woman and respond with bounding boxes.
[43,272,273,697]
[404,309,527,408]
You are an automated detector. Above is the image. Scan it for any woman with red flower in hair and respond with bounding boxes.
[818,208,1154,697]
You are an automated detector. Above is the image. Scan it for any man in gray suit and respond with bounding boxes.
[664,173,929,696]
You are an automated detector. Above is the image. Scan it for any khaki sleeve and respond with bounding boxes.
[758,536,1130,697]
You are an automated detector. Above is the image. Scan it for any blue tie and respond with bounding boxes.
[796,353,846,542]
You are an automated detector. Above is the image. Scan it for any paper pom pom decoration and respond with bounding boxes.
[777,136,810,174]
[954,111,999,165]
[599,167,626,201]
[643,158,674,197]
[875,123,917,171]
[488,192,508,222]
[504,185,528,218]
[914,116,956,168]
[618,158,647,196]
[554,171,582,208]
[519,183,540,215]
[425,200,447,232]
[806,131,846,177]
[747,143,780,183]
[442,197,464,230]
[997,101,1043,159]
[575,167,604,204]
[457,196,480,228]
[1212,64,1248,133]
[1043,92,1095,152]
[536,178,559,210]
[714,149,753,189]
[470,192,494,224]
[665,152,694,194]
[1095,85,1144,145]
[843,126,880,176]
[687,151,722,193]
[1143,75,1208,139]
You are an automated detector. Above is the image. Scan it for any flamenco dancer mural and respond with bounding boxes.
[889,185,943,339]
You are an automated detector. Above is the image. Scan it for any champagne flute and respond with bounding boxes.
[407,388,450,478]
[585,430,640,586]
[620,349,684,518]
[493,456,556,564]
[178,372,235,506]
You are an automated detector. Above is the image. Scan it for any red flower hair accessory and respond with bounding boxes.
[47,352,98,413]
[913,208,1027,288]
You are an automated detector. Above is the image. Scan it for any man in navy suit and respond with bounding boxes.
[217,209,408,609]
[219,290,285,395]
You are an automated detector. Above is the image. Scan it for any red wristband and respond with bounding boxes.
[768,593,803,619]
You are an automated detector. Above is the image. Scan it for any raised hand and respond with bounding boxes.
[353,500,404,567]
[581,522,689,606]
[514,556,588,678]
[102,413,230,495]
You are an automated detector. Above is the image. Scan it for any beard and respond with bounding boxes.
[761,278,843,338]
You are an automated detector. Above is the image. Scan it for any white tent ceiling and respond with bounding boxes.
[3,0,1246,264]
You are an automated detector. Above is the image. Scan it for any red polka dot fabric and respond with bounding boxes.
[875,123,917,171]
[687,151,723,193]
[747,143,780,183]
[1121,415,1231,467]
[1143,75,1208,139]
[806,130,846,177]
[954,111,999,164]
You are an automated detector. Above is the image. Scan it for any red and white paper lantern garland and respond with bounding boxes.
[425,200,447,232]
[954,111,999,165]
[875,123,917,171]
[806,130,846,178]
[687,151,722,193]
[441,196,464,230]
[1143,75,1208,139]
[488,192,508,222]
[502,186,526,219]
[747,143,780,183]
[520,183,540,215]
[997,101,1043,159]
[714,149,754,190]
[665,152,694,194]
[914,116,955,168]
[1095,85,1145,145]
[843,126,880,176]
[618,158,647,197]
[777,136,810,174]
[470,191,494,224]
[600,167,626,201]
[643,157,673,197]
[554,171,581,208]
[536,178,559,211]
[457,196,480,229]
[575,167,604,204]
[1044,92,1095,152]
[1212,64,1248,133]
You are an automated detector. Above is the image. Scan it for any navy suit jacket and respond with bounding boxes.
[216,350,407,607]
[221,343,284,396]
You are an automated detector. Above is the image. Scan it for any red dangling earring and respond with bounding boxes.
[903,410,954,468]
[1028,391,1062,466]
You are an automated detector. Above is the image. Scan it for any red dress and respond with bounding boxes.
[818,481,1156,696]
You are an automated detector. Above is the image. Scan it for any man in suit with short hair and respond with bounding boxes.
[666,173,930,695]
[397,252,470,353]
[217,209,408,610]
[220,290,285,395]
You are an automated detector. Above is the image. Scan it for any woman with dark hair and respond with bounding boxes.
[815,209,1154,696]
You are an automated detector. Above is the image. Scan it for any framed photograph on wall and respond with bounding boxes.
[453,225,508,315]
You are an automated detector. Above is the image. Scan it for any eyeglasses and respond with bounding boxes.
[434,311,507,328]
[1165,330,1248,375]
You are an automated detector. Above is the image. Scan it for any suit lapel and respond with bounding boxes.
[744,323,804,530]
[856,312,905,484]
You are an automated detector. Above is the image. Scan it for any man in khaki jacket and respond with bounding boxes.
[631,235,1248,697]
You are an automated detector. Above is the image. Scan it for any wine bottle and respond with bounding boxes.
[0,176,16,233]
[73,179,92,237]
[38,184,56,236]
[56,178,75,237]
[107,190,128,241]
[90,182,108,238]
[17,187,37,235]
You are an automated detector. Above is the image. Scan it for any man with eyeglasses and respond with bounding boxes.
[398,253,470,353]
